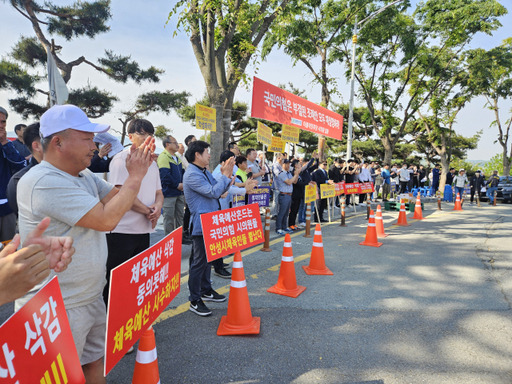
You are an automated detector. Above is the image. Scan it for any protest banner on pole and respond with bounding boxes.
[334,182,345,196]
[257,122,272,146]
[251,77,343,140]
[0,276,85,383]
[304,184,317,203]
[320,184,336,199]
[281,124,300,144]
[232,195,245,207]
[195,104,217,132]
[268,136,285,153]
[104,228,182,375]
[201,203,264,262]
[248,186,271,207]
[339,182,375,195]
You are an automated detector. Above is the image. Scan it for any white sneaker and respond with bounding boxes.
[297,222,306,228]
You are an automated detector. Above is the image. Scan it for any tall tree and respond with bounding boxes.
[2,0,163,118]
[262,0,371,160]
[466,40,512,176]
[332,0,506,165]
[170,0,293,167]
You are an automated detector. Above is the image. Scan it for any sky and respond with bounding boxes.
[1,0,511,161]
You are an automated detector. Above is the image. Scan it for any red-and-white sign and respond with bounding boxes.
[251,77,343,140]
[104,228,182,375]
[335,182,375,195]
[201,203,264,262]
[0,276,85,384]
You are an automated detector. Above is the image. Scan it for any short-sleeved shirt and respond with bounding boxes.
[381,168,391,184]
[108,148,161,234]
[275,171,293,193]
[16,161,114,309]
[247,160,262,184]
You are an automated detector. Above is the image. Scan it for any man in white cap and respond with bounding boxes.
[15,104,154,383]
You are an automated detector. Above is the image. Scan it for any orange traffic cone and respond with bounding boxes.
[453,193,462,211]
[303,224,333,275]
[375,205,389,238]
[412,194,424,220]
[360,209,383,247]
[267,234,307,297]
[218,251,260,335]
[395,200,410,226]
[132,326,160,384]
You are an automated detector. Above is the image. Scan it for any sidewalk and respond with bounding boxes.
[110,201,512,384]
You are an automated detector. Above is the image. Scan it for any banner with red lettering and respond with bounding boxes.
[251,77,343,140]
[201,203,264,262]
[105,228,182,375]
[0,276,85,384]
[334,182,375,195]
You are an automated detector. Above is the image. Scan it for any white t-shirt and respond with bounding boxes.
[16,161,114,309]
[108,148,162,234]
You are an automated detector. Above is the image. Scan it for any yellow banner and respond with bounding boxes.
[268,136,285,153]
[195,104,216,132]
[257,122,272,146]
[305,185,317,203]
[281,124,300,144]
[320,184,336,199]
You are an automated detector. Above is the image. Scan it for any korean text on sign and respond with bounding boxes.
[281,124,300,144]
[257,121,272,146]
[268,136,285,153]
[304,184,317,203]
[320,184,336,199]
[195,104,216,132]
[248,186,270,207]
[201,203,264,262]
[0,276,85,384]
[105,227,182,376]
[251,77,344,140]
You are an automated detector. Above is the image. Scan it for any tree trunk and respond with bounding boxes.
[503,148,511,176]
[381,135,393,165]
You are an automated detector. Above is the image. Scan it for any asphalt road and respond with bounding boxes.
[2,200,512,383]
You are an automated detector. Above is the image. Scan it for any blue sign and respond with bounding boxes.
[248,186,271,207]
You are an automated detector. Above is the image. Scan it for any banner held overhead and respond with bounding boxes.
[251,77,343,140]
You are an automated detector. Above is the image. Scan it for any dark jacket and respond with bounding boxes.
[312,167,329,186]
[88,150,112,173]
[7,157,38,215]
[157,150,184,197]
[470,175,485,191]
[328,165,342,183]
[1,141,26,217]
[487,175,500,188]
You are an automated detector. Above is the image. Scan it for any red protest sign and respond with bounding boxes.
[104,228,182,376]
[251,77,343,140]
[201,203,264,262]
[340,182,375,195]
[0,276,85,384]
[335,182,345,196]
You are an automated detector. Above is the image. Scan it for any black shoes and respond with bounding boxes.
[189,299,212,316]
[201,289,226,302]
[214,268,231,279]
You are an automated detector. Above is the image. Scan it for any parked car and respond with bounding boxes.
[480,176,512,203]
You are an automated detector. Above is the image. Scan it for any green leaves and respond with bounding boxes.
[97,50,164,84]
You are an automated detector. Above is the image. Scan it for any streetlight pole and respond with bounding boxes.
[345,0,405,162]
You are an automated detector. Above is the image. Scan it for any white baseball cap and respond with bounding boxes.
[40,104,110,138]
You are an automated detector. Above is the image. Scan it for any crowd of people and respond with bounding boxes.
[0,103,505,382]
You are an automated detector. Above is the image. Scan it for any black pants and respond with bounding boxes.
[103,233,150,306]
[183,205,191,234]
[399,181,408,194]
[315,198,327,220]
[288,196,302,226]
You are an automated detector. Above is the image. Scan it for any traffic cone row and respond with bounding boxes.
[375,205,388,238]
[303,225,333,275]
[359,210,383,247]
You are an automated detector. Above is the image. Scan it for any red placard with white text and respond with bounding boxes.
[0,276,85,384]
[201,203,264,262]
[251,77,343,140]
[104,228,182,375]
[334,182,374,195]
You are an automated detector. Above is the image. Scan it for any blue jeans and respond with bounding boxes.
[487,187,497,203]
[277,193,292,230]
[454,187,464,200]
[298,199,306,223]
[188,236,212,302]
